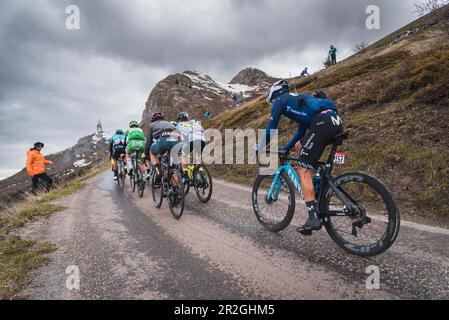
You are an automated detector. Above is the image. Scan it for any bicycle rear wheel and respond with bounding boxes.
[132,167,138,193]
[137,169,145,198]
[193,164,213,203]
[118,163,125,190]
[252,171,296,232]
[320,172,400,257]
[168,168,185,220]
[151,171,163,208]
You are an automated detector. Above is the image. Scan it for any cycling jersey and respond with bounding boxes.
[125,128,145,143]
[265,93,338,152]
[176,120,205,143]
[145,120,178,157]
[109,134,126,159]
[125,128,145,160]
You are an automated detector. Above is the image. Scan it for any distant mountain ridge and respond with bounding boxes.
[141,68,278,129]
[0,133,109,208]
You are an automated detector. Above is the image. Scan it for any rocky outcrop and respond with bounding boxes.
[0,133,109,207]
[229,67,278,86]
[141,68,278,130]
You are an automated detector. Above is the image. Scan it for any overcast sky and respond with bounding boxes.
[0,0,417,180]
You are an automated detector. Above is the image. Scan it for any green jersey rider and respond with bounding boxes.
[125,120,147,177]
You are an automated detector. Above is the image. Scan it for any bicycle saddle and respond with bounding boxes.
[329,132,349,146]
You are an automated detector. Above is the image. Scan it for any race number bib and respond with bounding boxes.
[334,152,346,165]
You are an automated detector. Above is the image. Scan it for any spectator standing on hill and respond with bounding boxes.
[300,67,309,77]
[329,45,337,65]
[232,94,238,108]
[204,110,212,121]
[26,142,54,194]
[238,91,244,104]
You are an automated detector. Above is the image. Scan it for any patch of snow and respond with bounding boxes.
[183,71,259,98]
[73,159,91,168]
[204,97,214,101]
[218,82,259,96]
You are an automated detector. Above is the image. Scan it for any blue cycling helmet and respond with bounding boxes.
[115,129,124,135]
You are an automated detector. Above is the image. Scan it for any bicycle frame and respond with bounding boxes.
[266,156,355,218]
[266,160,302,202]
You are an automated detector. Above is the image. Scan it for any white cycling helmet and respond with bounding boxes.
[266,79,290,103]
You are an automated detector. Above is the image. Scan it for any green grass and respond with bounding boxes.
[0,237,56,299]
[0,164,107,299]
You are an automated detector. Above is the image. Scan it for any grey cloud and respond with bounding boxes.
[0,0,417,178]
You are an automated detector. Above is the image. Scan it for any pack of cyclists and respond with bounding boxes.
[109,112,206,186]
[109,81,343,234]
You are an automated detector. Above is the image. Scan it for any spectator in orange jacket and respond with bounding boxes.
[26,142,54,193]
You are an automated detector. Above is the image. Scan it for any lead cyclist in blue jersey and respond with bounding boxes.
[261,80,344,234]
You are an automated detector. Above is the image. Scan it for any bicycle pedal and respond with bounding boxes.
[298,228,313,236]
[297,225,321,236]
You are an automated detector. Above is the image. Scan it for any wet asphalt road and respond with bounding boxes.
[19,172,449,299]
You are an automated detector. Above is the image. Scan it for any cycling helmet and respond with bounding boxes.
[34,142,44,149]
[267,80,289,103]
[177,112,189,122]
[312,90,328,99]
[150,112,164,123]
[115,129,124,135]
[129,120,139,128]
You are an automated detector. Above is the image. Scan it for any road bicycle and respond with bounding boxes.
[252,132,400,257]
[151,151,185,219]
[180,162,213,203]
[129,149,145,198]
[116,154,126,190]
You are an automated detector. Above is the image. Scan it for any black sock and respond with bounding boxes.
[306,201,318,219]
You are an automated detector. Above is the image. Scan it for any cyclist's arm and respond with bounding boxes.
[282,125,306,152]
[144,128,153,157]
[263,98,283,149]
[109,139,114,156]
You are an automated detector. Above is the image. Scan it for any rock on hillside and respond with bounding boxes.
[0,133,109,208]
[141,68,278,130]
[229,67,278,86]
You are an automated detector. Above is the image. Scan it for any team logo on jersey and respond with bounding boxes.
[286,106,307,117]
[331,115,342,126]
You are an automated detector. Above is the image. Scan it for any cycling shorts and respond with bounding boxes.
[298,111,344,170]
[126,140,146,161]
[181,140,206,157]
[112,145,126,160]
[151,136,181,156]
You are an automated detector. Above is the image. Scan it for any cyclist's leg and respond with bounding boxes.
[297,113,344,232]
[125,143,135,176]
[112,147,122,179]
[135,141,147,176]
[180,140,191,172]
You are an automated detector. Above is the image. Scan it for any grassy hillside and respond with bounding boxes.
[205,18,449,221]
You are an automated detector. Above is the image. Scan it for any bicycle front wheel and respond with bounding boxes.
[137,169,145,198]
[320,172,400,257]
[168,168,185,220]
[252,171,296,232]
[118,165,125,190]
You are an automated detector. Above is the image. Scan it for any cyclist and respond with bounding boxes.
[175,112,206,175]
[261,80,344,234]
[144,113,181,183]
[109,129,126,181]
[125,120,147,177]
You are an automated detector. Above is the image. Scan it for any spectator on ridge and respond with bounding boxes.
[26,142,54,194]
[329,45,337,65]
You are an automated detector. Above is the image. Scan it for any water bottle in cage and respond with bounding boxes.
[313,173,321,196]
